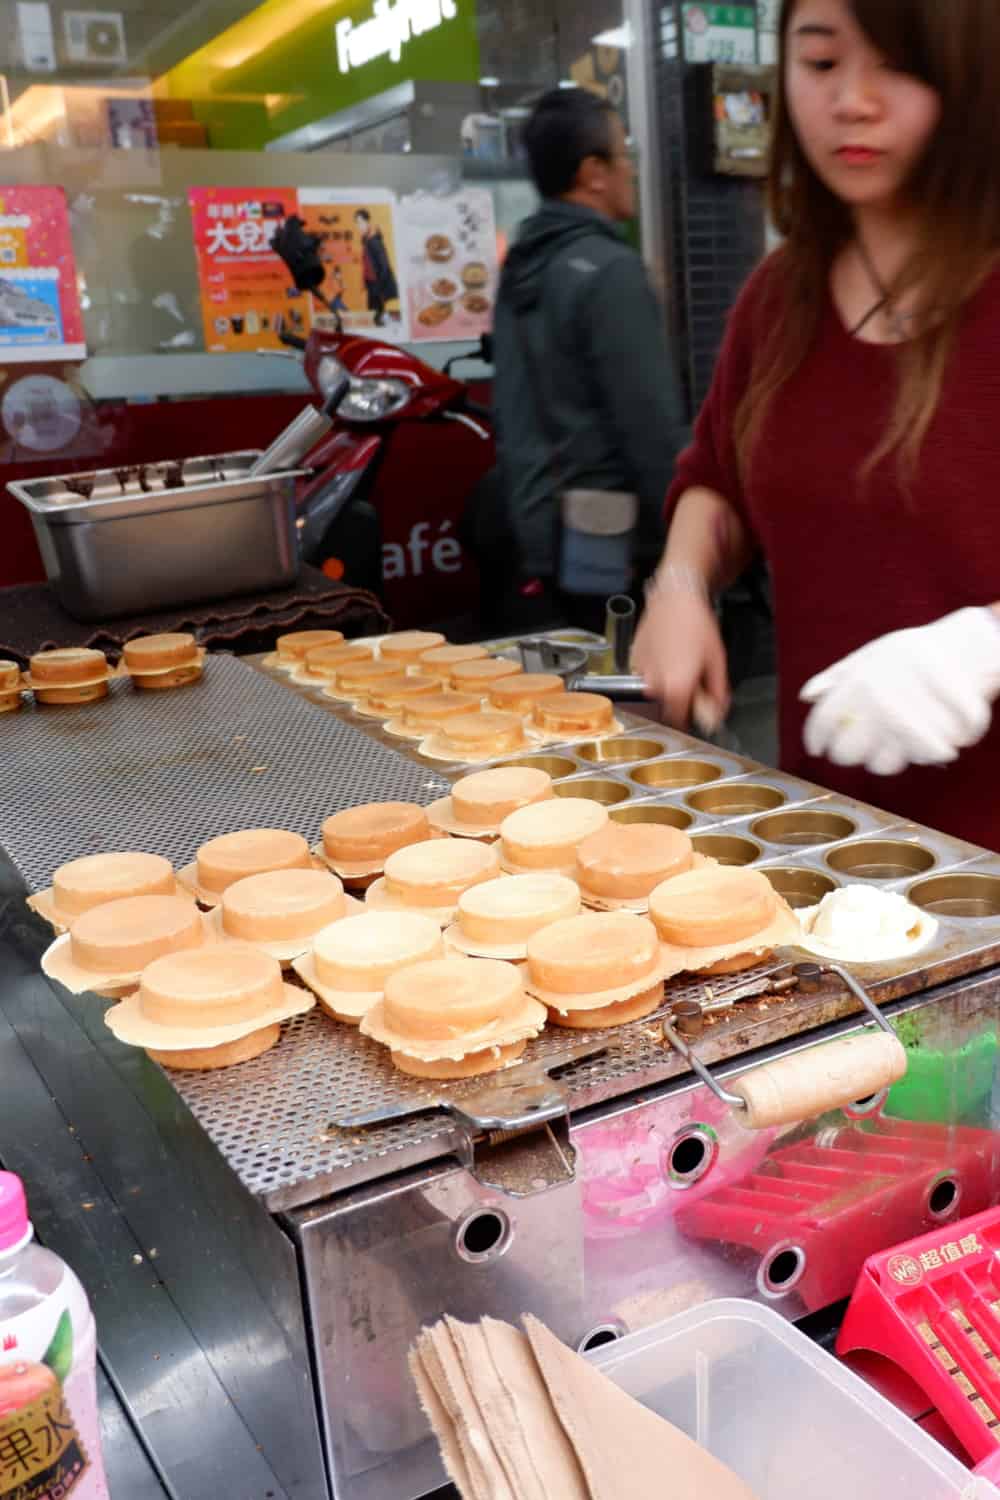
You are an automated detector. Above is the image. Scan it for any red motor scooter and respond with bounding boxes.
[264,215,500,631]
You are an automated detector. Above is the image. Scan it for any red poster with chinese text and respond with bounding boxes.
[188,187,309,353]
[0,187,86,363]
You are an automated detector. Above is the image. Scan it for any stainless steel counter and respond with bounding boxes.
[98,1368,168,1499]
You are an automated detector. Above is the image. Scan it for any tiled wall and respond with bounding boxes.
[651,1,777,682]
[653,0,768,417]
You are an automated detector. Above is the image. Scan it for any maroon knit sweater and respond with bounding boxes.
[667,254,1000,850]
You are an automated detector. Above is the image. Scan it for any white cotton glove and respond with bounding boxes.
[801,608,1000,777]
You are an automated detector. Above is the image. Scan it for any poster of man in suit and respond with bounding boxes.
[297,189,402,334]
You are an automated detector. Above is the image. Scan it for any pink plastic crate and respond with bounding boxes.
[839,1204,1000,1464]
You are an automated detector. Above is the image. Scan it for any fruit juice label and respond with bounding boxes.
[0,1381,89,1498]
[0,1270,107,1499]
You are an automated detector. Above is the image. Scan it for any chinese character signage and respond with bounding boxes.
[888,1231,983,1285]
[0,187,86,364]
[0,1385,89,1498]
[397,188,497,344]
[188,187,308,353]
[683,4,757,64]
[298,188,404,339]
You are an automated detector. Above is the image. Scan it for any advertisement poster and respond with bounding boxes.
[569,41,629,127]
[712,64,772,177]
[0,187,86,362]
[107,97,158,149]
[398,188,497,344]
[188,186,308,352]
[297,188,404,339]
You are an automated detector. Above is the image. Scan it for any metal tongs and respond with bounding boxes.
[515,598,744,746]
[517,597,650,701]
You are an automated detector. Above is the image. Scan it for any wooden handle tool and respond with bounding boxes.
[728,1032,908,1130]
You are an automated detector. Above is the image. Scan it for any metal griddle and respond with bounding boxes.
[3,655,1000,1216]
[7,649,1000,1500]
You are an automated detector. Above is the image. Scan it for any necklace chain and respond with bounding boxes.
[853,237,917,340]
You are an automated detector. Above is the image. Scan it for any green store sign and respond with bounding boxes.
[682,3,757,64]
[164,0,480,149]
[703,4,755,23]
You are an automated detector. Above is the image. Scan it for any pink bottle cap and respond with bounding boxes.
[0,1174,29,1252]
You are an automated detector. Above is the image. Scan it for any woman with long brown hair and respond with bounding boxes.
[633,0,1000,847]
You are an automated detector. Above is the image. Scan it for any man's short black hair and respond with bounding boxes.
[522,88,617,200]
[355,209,371,223]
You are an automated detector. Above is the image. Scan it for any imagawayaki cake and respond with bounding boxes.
[41,893,212,997]
[426,766,554,839]
[361,957,546,1078]
[366,838,501,925]
[293,911,444,1023]
[500,798,609,876]
[318,802,432,882]
[105,943,313,1070]
[209,867,362,961]
[525,911,667,1029]
[445,873,581,959]
[178,828,313,907]
[649,866,801,976]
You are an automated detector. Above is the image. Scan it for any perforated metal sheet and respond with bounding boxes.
[0,656,449,891]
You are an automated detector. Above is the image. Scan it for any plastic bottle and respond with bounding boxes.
[0,1173,108,1499]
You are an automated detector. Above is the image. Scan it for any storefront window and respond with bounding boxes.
[0,0,632,401]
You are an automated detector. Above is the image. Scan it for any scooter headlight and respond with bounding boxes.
[339,378,410,423]
[317,354,349,397]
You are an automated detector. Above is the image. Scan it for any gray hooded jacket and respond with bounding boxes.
[492,201,687,579]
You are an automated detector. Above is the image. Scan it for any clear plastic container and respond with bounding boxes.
[592,1298,996,1499]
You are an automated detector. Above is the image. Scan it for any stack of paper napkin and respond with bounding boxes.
[410,1315,757,1500]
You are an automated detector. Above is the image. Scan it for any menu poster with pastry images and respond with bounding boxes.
[297,188,405,341]
[0,187,86,362]
[397,188,498,343]
[188,186,310,353]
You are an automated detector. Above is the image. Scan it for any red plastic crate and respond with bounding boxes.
[678,1118,1000,1311]
[838,1204,1000,1464]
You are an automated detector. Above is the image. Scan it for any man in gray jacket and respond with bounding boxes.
[492,87,686,630]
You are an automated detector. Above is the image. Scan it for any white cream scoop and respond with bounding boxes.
[798,884,937,963]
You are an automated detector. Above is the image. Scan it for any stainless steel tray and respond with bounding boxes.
[8,450,277,514]
[6,450,304,620]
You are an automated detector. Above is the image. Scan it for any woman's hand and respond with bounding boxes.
[634,487,749,730]
[801,607,1000,776]
[632,581,731,731]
